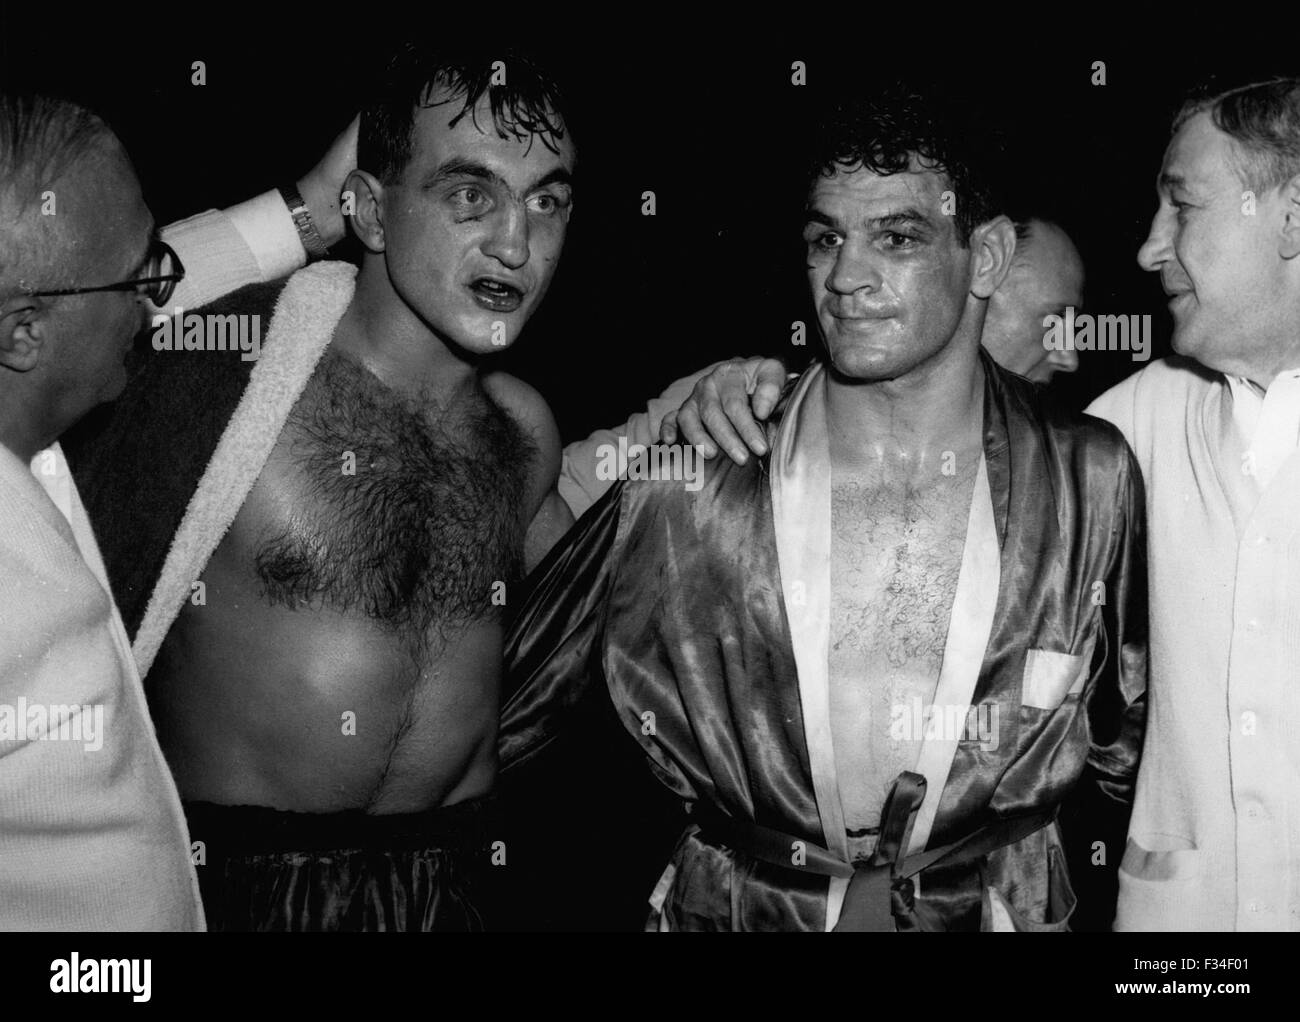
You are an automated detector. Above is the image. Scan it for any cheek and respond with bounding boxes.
[391,209,469,276]
[1179,216,1253,295]
[807,260,832,304]
[903,261,965,330]
[532,217,567,256]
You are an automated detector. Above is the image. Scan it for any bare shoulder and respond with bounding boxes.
[482,370,562,507]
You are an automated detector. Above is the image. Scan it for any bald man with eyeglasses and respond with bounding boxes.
[0,92,350,931]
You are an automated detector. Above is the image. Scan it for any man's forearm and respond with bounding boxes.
[158,190,307,311]
[557,365,716,519]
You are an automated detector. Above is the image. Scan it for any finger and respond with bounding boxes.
[751,359,787,420]
[658,409,679,444]
[723,391,768,457]
[700,394,750,465]
[675,402,717,459]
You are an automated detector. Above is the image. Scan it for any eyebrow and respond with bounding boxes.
[803,205,935,231]
[1159,172,1189,193]
[424,157,501,190]
[423,157,574,195]
[528,167,574,192]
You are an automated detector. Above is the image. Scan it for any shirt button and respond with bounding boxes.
[1248,902,1261,913]
[1248,619,1261,632]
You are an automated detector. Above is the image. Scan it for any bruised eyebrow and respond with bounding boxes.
[802,205,936,231]
[423,157,502,190]
[871,208,935,232]
[528,167,574,193]
[423,158,573,195]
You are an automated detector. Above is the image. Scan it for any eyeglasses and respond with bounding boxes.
[22,239,186,307]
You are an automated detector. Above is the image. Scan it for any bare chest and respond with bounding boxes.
[827,461,980,833]
[829,467,976,668]
[219,351,535,636]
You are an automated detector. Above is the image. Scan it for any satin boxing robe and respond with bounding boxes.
[501,354,1147,930]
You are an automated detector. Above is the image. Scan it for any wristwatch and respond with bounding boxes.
[278,183,330,260]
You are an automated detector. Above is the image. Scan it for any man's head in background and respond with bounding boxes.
[981,217,1086,383]
[0,94,155,460]
[801,86,1016,384]
[1139,77,1300,385]
[349,46,576,359]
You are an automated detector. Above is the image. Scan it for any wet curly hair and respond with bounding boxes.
[806,84,1002,246]
[360,44,571,185]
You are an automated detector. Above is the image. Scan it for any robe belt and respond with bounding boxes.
[691,771,1056,931]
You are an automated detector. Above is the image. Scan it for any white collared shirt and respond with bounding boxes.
[1090,359,1300,931]
[1224,369,1300,492]
[0,443,203,930]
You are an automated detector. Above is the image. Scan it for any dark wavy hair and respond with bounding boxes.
[806,85,1002,247]
[1174,77,1300,194]
[359,44,570,185]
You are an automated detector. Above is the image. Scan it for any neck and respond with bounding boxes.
[333,257,477,403]
[0,387,59,464]
[1220,325,1300,391]
[825,335,985,475]
[1246,354,1300,392]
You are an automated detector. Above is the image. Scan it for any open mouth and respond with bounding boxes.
[469,278,524,313]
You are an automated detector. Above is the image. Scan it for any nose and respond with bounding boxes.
[826,238,881,296]
[1137,207,1171,273]
[482,201,530,270]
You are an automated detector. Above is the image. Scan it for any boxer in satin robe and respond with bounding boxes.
[499,89,1146,930]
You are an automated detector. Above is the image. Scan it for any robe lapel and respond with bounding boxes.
[133,261,357,677]
[769,365,851,930]
[906,455,1000,854]
[770,365,847,858]
[771,361,1003,927]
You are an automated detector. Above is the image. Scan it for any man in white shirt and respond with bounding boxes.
[0,93,351,931]
[1087,77,1300,931]
[0,94,203,930]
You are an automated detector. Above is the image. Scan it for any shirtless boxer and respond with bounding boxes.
[69,45,575,930]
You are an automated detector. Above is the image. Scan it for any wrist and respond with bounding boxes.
[287,177,342,252]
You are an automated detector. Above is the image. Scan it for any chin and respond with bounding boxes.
[436,313,527,357]
[1168,324,1207,361]
[829,352,895,381]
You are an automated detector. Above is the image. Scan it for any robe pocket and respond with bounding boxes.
[981,845,1077,932]
[1021,648,1088,710]
[1114,835,1206,931]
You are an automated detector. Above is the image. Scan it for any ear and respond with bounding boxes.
[968,215,1017,299]
[0,294,47,372]
[1277,172,1300,260]
[345,169,387,254]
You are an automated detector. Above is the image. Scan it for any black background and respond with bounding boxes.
[3,17,1295,931]
[5,26,1294,438]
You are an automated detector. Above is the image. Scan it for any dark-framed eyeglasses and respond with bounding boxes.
[22,239,186,307]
